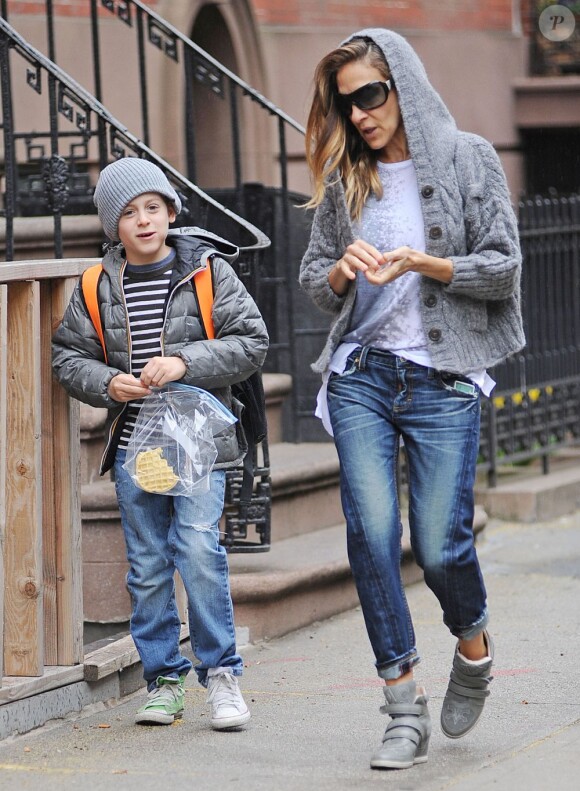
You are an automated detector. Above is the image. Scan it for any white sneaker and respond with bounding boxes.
[206,671,251,730]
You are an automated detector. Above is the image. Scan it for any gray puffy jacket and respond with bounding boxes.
[52,227,269,474]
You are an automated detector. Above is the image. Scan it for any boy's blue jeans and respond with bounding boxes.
[114,451,242,688]
[327,348,488,681]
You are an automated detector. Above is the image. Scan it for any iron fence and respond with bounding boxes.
[479,193,580,484]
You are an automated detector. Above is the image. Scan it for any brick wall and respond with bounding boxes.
[5,1,519,31]
[251,0,516,31]
[4,0,160,17]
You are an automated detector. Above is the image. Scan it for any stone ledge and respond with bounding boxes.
[476,464,580,523]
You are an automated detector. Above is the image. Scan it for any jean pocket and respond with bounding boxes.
[435,371,480,399]
[329,351,360,380]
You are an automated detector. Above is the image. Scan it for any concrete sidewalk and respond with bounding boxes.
[1,514,579,791]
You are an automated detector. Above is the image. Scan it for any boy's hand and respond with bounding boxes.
[139,356,187,388]
[108,374,151,402]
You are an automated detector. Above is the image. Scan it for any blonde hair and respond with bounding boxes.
[304,38,391,221]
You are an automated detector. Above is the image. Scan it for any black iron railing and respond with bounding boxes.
[3,5,580,488]
[0,17,271,551]
[479,193,580,484]
[1,0,308,442]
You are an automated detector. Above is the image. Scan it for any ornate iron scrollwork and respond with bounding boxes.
[101,0,132,26]
[110,128,141,160]
[42,155,69,214]
[57,84,90,132]
[16,44,42,94]
[148,18,179,62]
[192,56,224,98]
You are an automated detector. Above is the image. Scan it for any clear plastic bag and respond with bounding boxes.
[123,383,237,496]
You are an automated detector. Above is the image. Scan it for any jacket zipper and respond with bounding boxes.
[99,261,131,474]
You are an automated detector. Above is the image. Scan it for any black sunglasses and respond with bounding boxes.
[335,79,393,116]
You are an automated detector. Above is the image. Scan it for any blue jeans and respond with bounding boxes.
[327,347,488,681]
[114,451,242,688]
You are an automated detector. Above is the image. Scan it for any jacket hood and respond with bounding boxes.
[343,28,458,179]
[167,226,240,268]
[101,226,240,278]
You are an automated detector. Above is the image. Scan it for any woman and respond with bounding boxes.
[299,29,524,770]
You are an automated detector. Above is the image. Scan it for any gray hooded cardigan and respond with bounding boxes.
[299,28,525,376]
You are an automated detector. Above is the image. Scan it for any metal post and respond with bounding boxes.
[89,0,103,103]
[45,0,56,63]
[229,81,243,213]
[0,30,15,260]
[277,116,298,440]
[184,46,197,185]
[136,7,150,147]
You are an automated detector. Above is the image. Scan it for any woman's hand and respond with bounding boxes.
[365,246,454,286]
[329,239,383,295]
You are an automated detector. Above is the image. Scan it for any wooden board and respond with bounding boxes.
[83,625,190,682]
[40,280,58,666]
[39,278,83,666]
[4,281,44,676]
[0,258,99,283]
[51,278,83,665]
[0,285,7,684]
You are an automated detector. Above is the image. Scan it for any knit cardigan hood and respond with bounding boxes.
[300,28,525,377]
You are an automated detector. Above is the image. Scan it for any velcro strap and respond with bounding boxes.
[382,717,425,745]
[448,678,491,699]
[380,702,425,717]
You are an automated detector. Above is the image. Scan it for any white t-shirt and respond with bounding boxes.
[315,160,494,436]
[343,159,429,363]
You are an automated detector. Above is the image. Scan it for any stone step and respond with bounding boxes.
[268,441,341,541]
[476,453,580,523]
[81,438,341,623]
[81,465,486,639]
[228,504,488,643]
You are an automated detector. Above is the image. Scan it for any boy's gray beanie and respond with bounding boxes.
[93,158,182,241]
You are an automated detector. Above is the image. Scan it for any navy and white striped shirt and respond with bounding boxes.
[118,249,175,448]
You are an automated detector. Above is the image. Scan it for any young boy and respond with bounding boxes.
[52,157,269,729]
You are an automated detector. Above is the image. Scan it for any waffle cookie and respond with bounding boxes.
[135,447,180,493]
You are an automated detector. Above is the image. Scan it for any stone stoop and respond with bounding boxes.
[228,504,488,644]
[476,454,580,523]
[80,442,343,626]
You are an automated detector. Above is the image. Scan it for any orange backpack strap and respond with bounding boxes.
[193,259,216,340]
[81,263,108,364]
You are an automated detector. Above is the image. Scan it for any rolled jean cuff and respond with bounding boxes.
[448,608,489,641]
[376,651,420,681]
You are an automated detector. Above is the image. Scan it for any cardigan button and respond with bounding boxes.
[421,185,434,199]
[428,328,442,342]
[429,226,443,240]
[424,294,437,307]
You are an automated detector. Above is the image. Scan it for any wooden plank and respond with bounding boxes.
[83,626,190,682]
[51,278,83,665]
[0,285,7,684]
[40,281,58,667]
[4,281,44,676]
[0,258,99,283]
[0,664,84,706]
